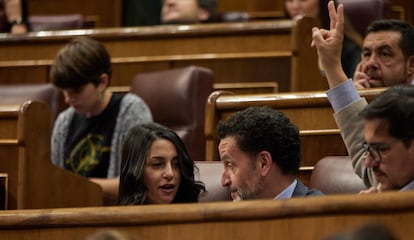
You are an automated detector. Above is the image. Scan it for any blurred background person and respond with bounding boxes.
[323,222,398,240]
[161,0,217,24]
[285,0,363,78]
[285,0,301,20]
[123,0,162,26]
[0,0,28,33]
[85,229,136,240]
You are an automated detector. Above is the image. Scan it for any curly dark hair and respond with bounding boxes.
[218,106,301,175]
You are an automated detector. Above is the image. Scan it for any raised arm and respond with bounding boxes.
[311,1,376,189]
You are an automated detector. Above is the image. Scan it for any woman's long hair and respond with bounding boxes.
[118,122,205,205]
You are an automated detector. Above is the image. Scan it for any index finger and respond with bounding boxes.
[328,1,344,33]
[356,62,363,72]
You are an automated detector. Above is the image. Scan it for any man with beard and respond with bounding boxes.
[352,19,414,89]
[311,1,414,193]
[217,106,323,201]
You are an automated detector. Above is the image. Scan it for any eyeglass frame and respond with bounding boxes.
[362,138,411,163]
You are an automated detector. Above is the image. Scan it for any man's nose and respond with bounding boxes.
[364,153,380,168]
[221,171,230,187]
[365,54,380,69]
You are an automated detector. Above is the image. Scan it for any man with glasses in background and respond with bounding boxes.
[357,86,414,193]
[311,1,414,193]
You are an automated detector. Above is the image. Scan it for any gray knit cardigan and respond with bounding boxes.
[51,93,153,178]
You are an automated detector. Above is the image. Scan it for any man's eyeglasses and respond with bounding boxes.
[362,138,409,162]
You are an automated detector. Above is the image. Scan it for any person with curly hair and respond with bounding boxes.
[218,106,323,201]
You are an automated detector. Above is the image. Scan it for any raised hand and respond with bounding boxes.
[311,1,348,88]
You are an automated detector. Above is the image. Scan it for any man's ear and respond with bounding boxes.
[98,73,110,90]
[197,8,210,22]
[257,151,272,176]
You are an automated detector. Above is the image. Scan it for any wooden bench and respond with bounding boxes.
[0,191,413,240]
[218,0,413,27]
[109,81,278,98]
[205,88,385,185]
[0,101,103,209]
[0,173,7,210]
[0,17,325,93]
[27,0,122,27]
[26,0,412,27]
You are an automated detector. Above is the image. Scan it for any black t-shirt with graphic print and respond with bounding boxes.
[64,94,123,177]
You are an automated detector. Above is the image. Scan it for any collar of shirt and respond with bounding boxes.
[400,180,414,191]
[274,179,297,200]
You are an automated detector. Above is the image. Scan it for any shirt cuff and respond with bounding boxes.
[326,79,361,112]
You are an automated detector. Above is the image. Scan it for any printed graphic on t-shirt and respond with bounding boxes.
[65,133,110,176]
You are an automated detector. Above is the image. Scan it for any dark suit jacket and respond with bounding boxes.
[293,179,323,197]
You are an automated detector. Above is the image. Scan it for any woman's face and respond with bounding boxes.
[61,82,102,117]
[285,0,319,19]
[300,0,319,19]
[285,0,301,19]
[161,0,202,24]
[143,138,181,204]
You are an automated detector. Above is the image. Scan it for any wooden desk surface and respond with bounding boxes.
[0,191,414,240]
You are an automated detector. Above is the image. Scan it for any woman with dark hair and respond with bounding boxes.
[119,122,205,205]
[285,0,363,78]
[0,0,29,33]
